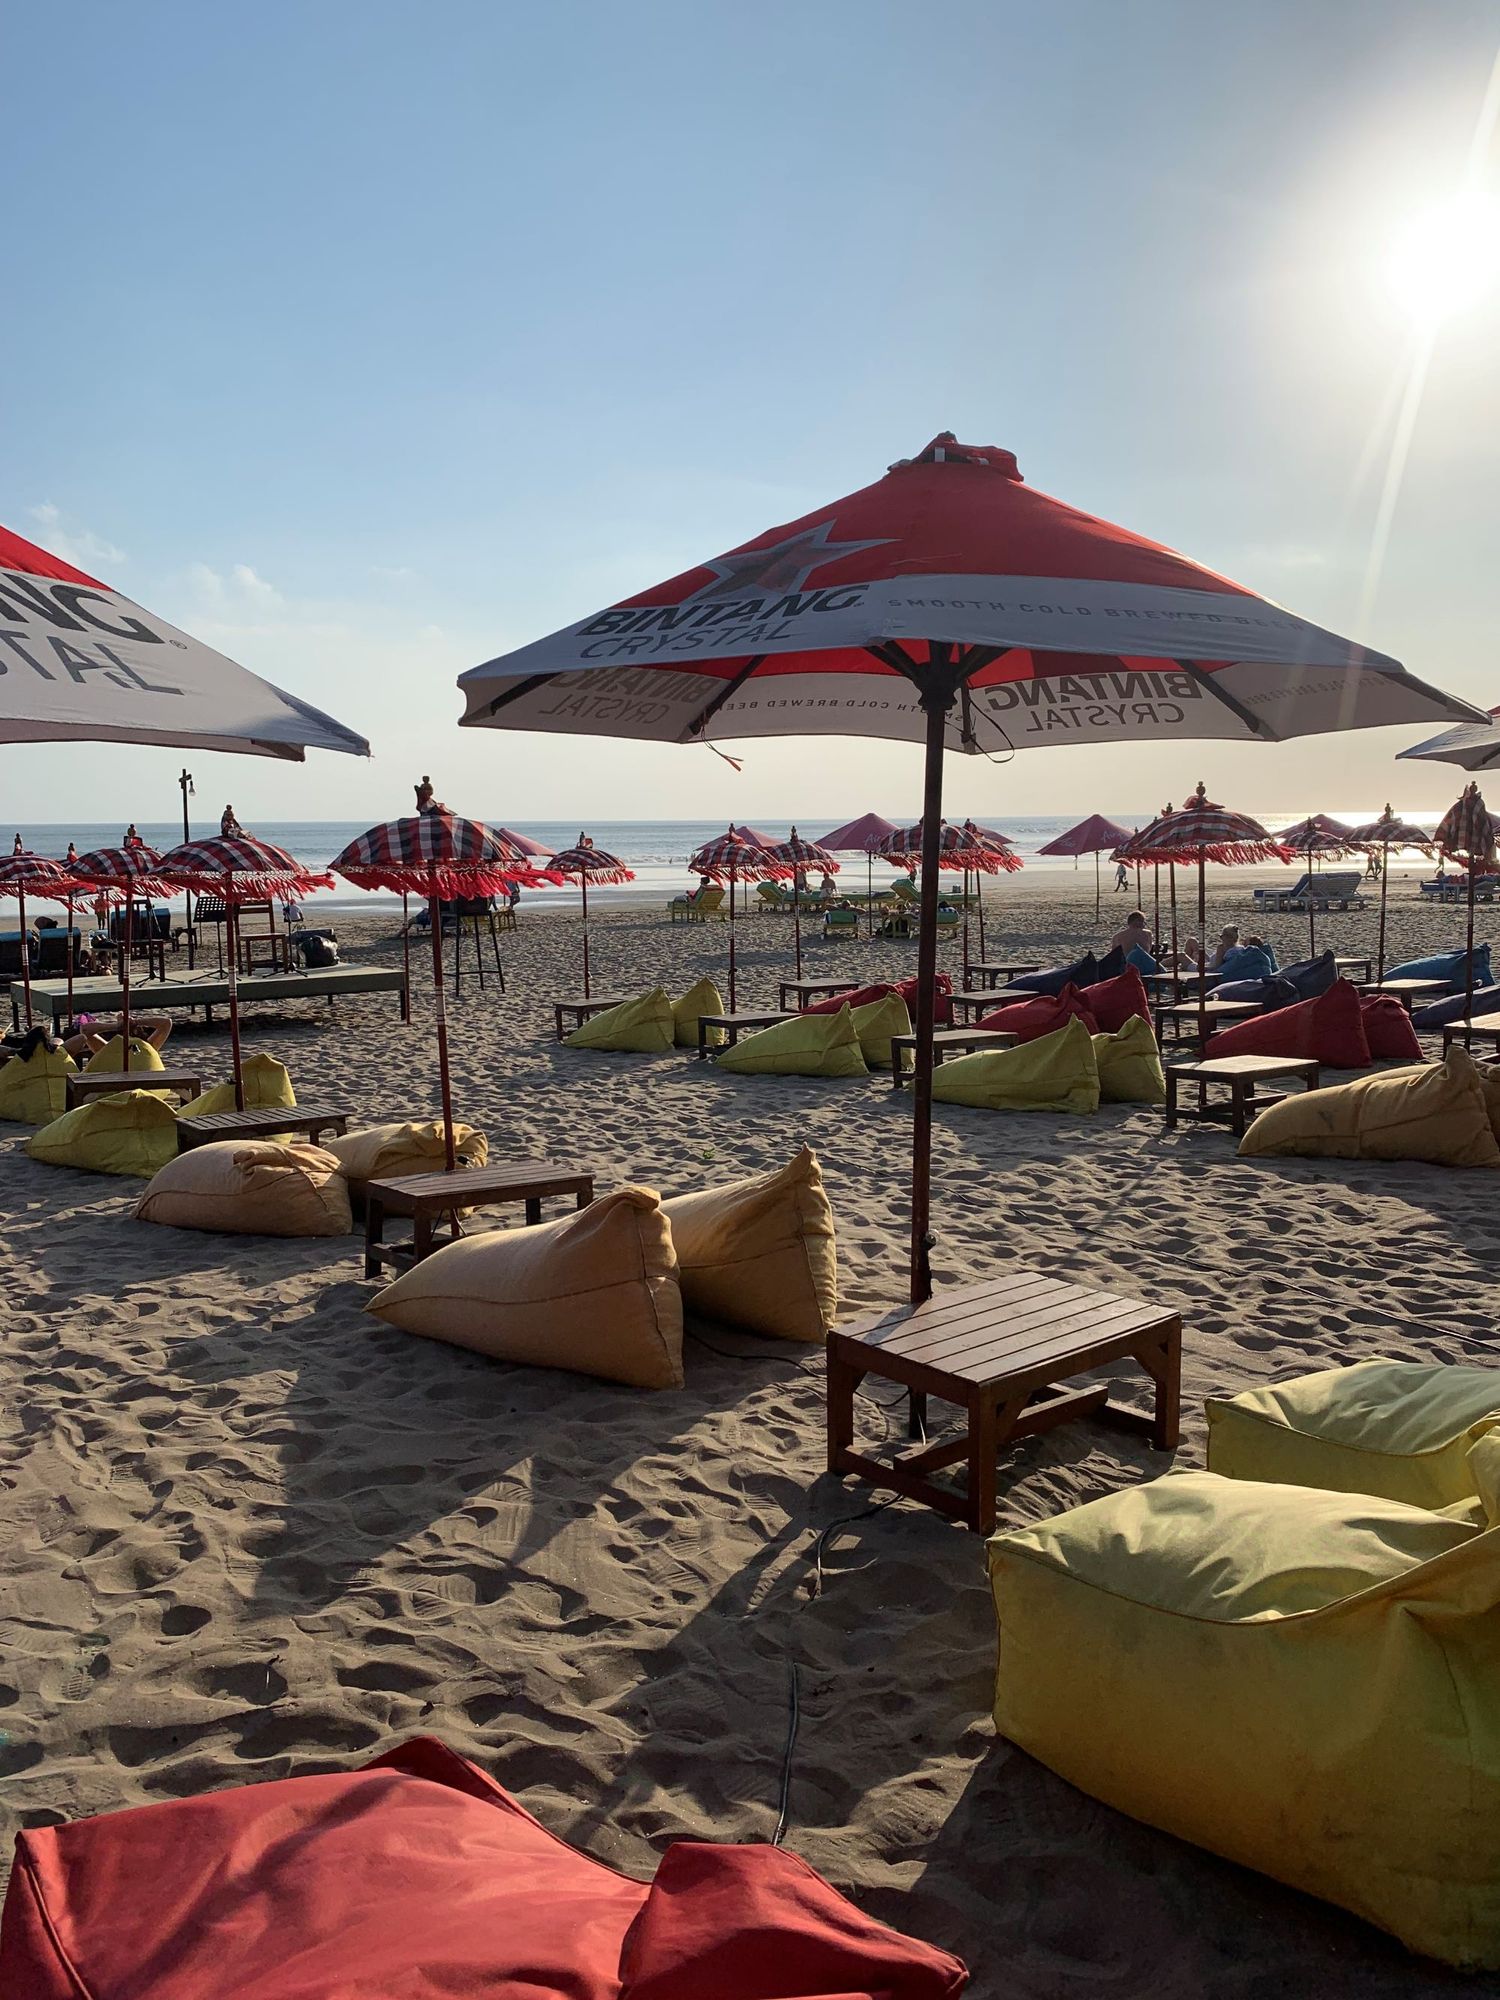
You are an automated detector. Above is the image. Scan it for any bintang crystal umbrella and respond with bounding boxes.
[332,813,551,1168]
[765,828,840,979]
[820,811,900,936]
[459,431,1479,1306]
[550,834,635,997]
[0,839,86,1029]
[1345,805,1437,981]
[69,841,173,1072]
[687,828,791,1012]
[1268,813,1357,956]
[1398,703,1500,774]
[1434,783,1499,1030]
[156,833,334,1113]
[1036,814,1135,921]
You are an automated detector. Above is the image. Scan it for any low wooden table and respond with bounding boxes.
[552,995,628,1041]
[238,931,293,975]
[889,1027,1018,1086]
[963,961,1043,989]
[1156,997,1261,1046]
[948,988,1032,1024]
[364,1160,595,1276]
[66,1068,204,1110]
[696,1010,793,1059]
[1164,1054,1320,1136]
[1334,955,1373,984]
[827,1273,1181,1534]
[1355,978,1448,1014]
[777,976,860,1011]
[175,1104,349,1150]
[1441,1019,1500,1056]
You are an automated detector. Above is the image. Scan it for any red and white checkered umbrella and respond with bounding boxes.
[1435,784,1498,1027]
[764,828,842,982]
[70,842,175,1069]
[550,834,636,998]
[879,819,1021,967]
[0,840,87,1027]
[1345,806,1437,980]
[685,828,792,1011]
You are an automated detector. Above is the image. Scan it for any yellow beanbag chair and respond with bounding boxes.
[932,1016,1100,1113]
[83,1035,166,1076]
[0,1043,76,1124]
[565,988,675,1053]
[659,1146,836,1342]
[367,1187,683,1389]
[849,992,911,1071]
[1207,1359,1500,1510]
[1092,1016,1166,1104]
[1238,1047,1500,1168]
[27,1091,180,1178]
[177,1053,297,1118]
[324,1119,488,1188]
[989,1453,1500,1968]
[672,976,726,1049]
[136,1140,352,1236]
[714,1005,868,1079]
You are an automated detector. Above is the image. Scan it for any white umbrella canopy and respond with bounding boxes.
[1398,705,1500,774]
[0,524,369,760]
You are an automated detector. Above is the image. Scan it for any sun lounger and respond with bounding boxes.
[668,885,726,923]
[755,882,793,913]
[823,905,860,938]
[1254,870,1367,913]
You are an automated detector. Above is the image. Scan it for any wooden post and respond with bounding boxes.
[909,681,953,1307]
[429,868,456,1171]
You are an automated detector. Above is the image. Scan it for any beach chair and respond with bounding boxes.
[669,884,726,924]
[0,930,35,988]
[1253,873,1311,911]
[35,928,83,977]
[755,882,792,914]
[823,905,860,939]
[934,905,962,938]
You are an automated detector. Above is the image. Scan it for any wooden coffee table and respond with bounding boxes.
[364,1160,595,1276]
[1156,997,1261,1046]
[889,1026,1018,1086]
[66,1068,204,1110]
[552,996,628,1041]
[948,988,1031,1023]
[175,1105,349,1150]
[1441,1019,1500,1056]
[963,962,1043,989]
[777,977,860,1011]
[1355,978,1448,1014]
[827,1273,1181,1534]
[1164,1054,1320,1136]
[696,1010,793,1058]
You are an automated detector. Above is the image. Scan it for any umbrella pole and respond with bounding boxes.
[429,871,456,1171]
[910,690,948,1311]
[977,869,987,961]
[1465,859,1477,1033]
[401,893,412,1024]
[1197,854,1208,1049]
[1376,840,1390,983]
[122,896,133,1074]
[866,852,874,938]
[66,893,75,1027]
[1169,866,1179,1003]
[961,866,970,976]
[1094,850,1101,924]
[1153,864,1161,956]
[794,871,803,980]
[226,897,245,1110]
[18,887,31,1027]
[1307,839,1316,958]
[581,872,591,999]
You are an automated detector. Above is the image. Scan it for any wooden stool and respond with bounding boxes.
[827,1273,1181,1534]
[1164,1054,1320,1137]
[363,1161,594,1276]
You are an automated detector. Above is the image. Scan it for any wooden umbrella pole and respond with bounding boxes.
[1169,865,1179,1003]
[727,870,737,1012]
[17,886,31,1027]
[1153,864,1161,957]
[1466,858,1478,1028]
[581,870,591,998]
[961,865,970,976]
[401,893,412,1023]
[1307,839,1316,957]
[1094,849,1101,923]
[1196,852,1208,1048]
[1376,840,1390,982]
[429,869,456,1171]
[909,686,950,1311]
[866,851,874,938]
[793,869,803,980]
[121,895,133,1073]
[226,896,245,1110]
[976,868,987,961]
[65,893,75,1027]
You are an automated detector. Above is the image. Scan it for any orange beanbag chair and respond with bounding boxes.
[1207,977,1372,1068]
[1076,966,1151,1035]
[1360,994,1423,1062]
[0,1736,968,2000]
[976,982,1100,1045]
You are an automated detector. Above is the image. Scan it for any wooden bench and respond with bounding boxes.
[363,1160,595,1276]
[696,1010,793,1059]
[827,1272,1181,1534]
[1164,1054,1320,1137]
[1441,1019,1500,1057]
[776,977,860,1011]
[1355,978,1449,1015]
[552,995,628,1042]
[947,988,1032,1024]
[889,1027,1018,1087]
[175,1105,349,1151]
[66,1068,204,1111]
[1155,997,1261,1046]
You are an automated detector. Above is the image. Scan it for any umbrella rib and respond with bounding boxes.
[482,671,558,718]
[1174,661,1279,742]
[684,655,768,744]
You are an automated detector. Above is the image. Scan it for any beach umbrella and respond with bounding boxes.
[331,812,548,1167]
[1036,813,1135,921]
[156,833,334,1114]
[0,839,86,1028]
[494,826,558,859]
[821,811,901,936]
[731,823,778,849]
[550,833,635,997]
[880,819,1021,972]
[1434,783,1499,1028]
[1398,704,1500,774]
[1268,813,1357,955]
[69,839,173,1070]
[1128,785,1290,1046]
[1118,808,1178,993]
[459,430,1478,1305]
[765,828,840,980]
[687,827,791,1011]
[1346,805,1437,981]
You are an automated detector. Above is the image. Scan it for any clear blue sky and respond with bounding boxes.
[6,1,1498,828]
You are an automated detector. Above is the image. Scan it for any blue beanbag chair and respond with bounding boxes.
[1213,945,1276,983]
[1095,946,1127,982]
[1385,945,1493,991]
[1010,952,1099,996]
[1412,984,1500,1029]
[1274,950,1337,1000]
[1126,945,1160,975]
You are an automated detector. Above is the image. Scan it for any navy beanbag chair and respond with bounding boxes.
[1385,944,1492,992]
[1412,983,1500,1029]
[1009,952,1099,996]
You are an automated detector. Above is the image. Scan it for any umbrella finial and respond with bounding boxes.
[11,834,21,854]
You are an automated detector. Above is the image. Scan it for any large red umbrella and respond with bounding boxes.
[1036,813,1135,921]
[1346,805,1437,980]
[1434,783,1498,1029]
[460,430,1477,1305]
[821,811,901,935]
[879,819,1021,972]
[331,812,550,1168]
[687,828,791,1011]
[550,834,635,997]
[765,828,840,979]
[1272,813,1358,955]
[69,841,173,1072]
[0,840,86,1029]
[156,833,334,1113]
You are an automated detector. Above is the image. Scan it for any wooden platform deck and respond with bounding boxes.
[22,965,408,1027]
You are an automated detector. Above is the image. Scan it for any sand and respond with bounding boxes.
[2,867,1498,1997]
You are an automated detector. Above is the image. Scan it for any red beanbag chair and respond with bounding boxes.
[1076,966,1151,1035]
[975,983,1100,1044]
[1207,977,1373,1068]
[805,973,954,1028]
[0,1736,967,2000]
[1360,994,1424,1061]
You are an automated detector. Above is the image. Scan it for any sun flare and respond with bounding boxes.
[1385,188,1500,324]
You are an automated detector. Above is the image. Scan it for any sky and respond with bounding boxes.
[5,0,1500,829]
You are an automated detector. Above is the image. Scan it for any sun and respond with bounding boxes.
[1385,188,1500,325]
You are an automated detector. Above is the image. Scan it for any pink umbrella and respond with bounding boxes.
[730,823,778,850]
[1036,814,1135,921]
[688,828,791,1011]
[494,826,557,859]
[0,840,86,1029]
[765,828,840,979]
[821,811,901,936]
[550,834,635,997]
[69,841,174,1073]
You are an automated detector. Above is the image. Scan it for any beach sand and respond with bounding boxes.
[3,868,1498,1997]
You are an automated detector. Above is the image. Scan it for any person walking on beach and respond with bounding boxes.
[1114,860,1130,891]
